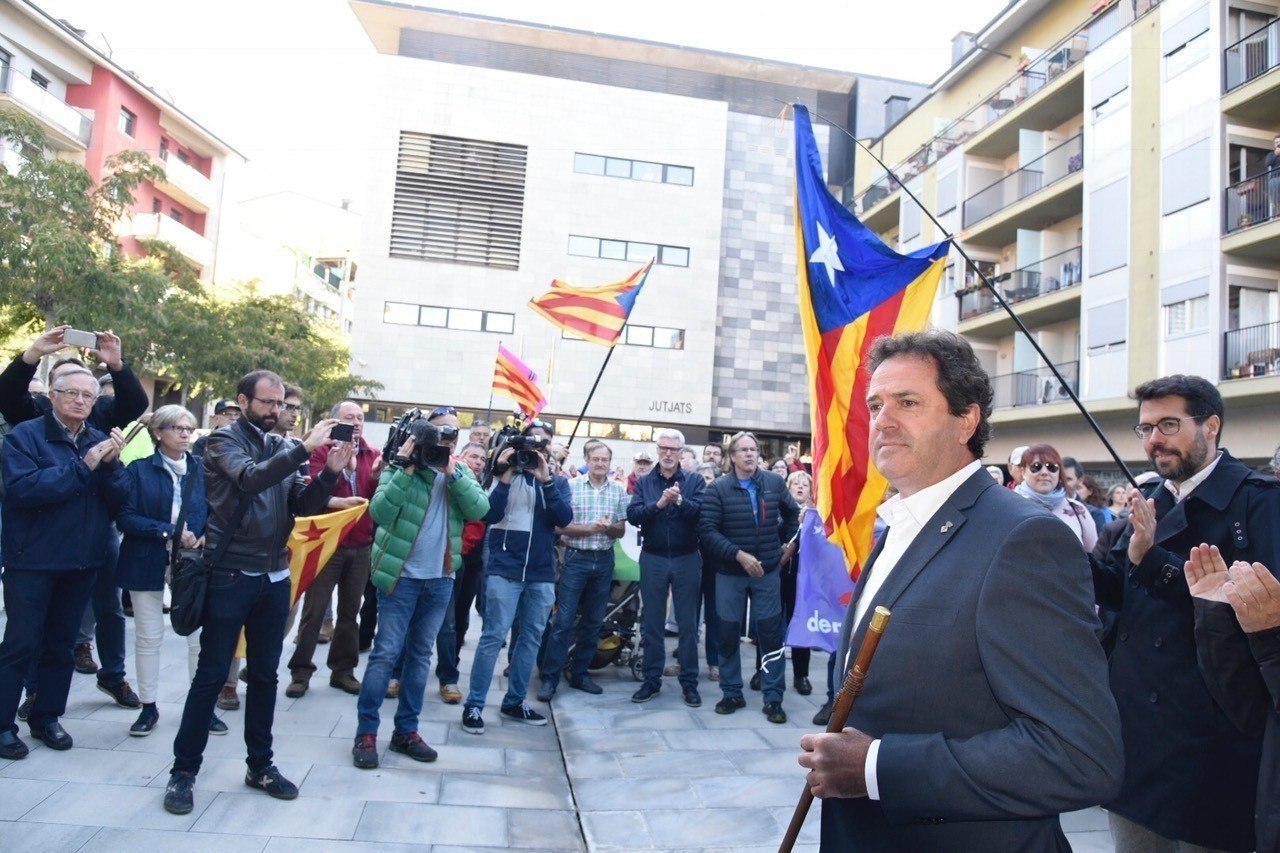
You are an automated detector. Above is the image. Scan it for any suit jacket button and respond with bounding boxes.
[1149,691,1158,703]
[1153,637,1163,648]
[1119,632,1129,642]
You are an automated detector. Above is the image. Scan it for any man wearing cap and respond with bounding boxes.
[192,399,241,460]
[1006,445,1029,489]
[627,449,654,495]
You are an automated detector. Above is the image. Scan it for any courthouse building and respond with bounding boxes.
[346,0,926,456]
[848,0,1280,475]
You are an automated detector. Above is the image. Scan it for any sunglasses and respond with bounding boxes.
[1027,462,1060,474]
[428,406,457,419]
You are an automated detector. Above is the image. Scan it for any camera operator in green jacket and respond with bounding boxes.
[350,408,488,769]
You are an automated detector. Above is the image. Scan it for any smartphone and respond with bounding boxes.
[330,423,355,442]
[63,329,99,349]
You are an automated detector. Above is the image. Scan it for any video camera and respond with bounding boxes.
[382,408,454,469]
[484,419,551,482]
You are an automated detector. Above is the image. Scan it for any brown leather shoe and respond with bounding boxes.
[285,679,309,698]
[439,683,462,704]
[74,643,99,675]
[330,673,361,695]
[385,679,400,699]
[216,685,240,711]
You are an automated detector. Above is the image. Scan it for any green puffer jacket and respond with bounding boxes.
[368,462,489,593]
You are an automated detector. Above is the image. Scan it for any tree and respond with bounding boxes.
[0,110,170,344]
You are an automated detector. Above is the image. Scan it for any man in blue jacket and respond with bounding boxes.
[628,428,706,707]
[462,420,572,735]
[0,367,125,759]
[699,431,800,723]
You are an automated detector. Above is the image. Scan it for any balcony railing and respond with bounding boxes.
[1224,17,1280,92]
[957,246,1083,322]
[0,66,92,147]
[963,134,1083,227]
[127,213,212,268]
[1223,319,1280,379]
[1224,167,1280,233]
[156,154,214,210]
[992,360,1080,409]
[846,0,1151,214]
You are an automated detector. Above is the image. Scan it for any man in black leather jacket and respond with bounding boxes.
[163,370,351,816]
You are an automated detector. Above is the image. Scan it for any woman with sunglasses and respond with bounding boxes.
[115,405,223,737]
[1012,443,1097,551]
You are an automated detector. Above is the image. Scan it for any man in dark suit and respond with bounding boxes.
[798,330,1122,851]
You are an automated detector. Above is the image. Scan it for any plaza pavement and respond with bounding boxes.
[0,611,1114,851]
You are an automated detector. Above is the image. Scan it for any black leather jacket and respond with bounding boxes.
[202,416,337,573]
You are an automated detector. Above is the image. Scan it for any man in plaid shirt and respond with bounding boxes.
[537,441,629,701]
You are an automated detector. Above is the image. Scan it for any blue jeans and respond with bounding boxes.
[700,550,719,668]
[640,551,702,689]
[0,568,96,733]
[173,570,289,775]
[715,571,785,705]
[358,576,452,736]
[466,576,554,709]
[541,548,614,689]
[434,564,464,686]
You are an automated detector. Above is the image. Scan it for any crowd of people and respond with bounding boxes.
[0,325,1277,853]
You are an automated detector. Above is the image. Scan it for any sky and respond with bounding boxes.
[37,0,1005,209]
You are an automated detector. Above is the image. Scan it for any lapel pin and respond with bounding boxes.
[940,521,953,533]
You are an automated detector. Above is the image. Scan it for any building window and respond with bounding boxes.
[159,138,169,161]
[567,235,690,267]
[561,324,685,349]
[151,198,161,213]
[118,107,136,137]
[390,131,527,270]
[574,152,695,187]
[1165,295,1208,336]
[29,71,48,89]
[1165,29,1208,79]
[169,210,183,224]
[382,301,515,334]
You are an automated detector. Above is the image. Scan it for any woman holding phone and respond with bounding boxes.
[115,405,223,736]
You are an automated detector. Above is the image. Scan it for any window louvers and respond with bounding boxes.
[391,132,527,270]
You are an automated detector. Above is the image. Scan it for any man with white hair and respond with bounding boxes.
[0,367,125,759]
[628,428,708,707]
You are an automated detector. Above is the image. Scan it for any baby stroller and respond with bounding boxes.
[575,580,645,681]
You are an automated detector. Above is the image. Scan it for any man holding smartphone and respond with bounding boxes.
[163,370,349,816]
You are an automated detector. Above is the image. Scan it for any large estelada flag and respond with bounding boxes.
[234,499,368,658]
[793,103,950,579]
[493,343,548,417]
[528,259,653,346]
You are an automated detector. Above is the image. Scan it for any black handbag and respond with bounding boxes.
[168,446,262,636]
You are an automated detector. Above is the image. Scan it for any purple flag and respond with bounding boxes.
[787,508,857,653]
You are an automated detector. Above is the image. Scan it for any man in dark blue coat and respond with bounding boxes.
[0,368,125,759]
[699,430,799,723]
[1095,375,1280,852]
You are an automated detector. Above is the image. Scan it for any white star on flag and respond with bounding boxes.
[809,221,844,288]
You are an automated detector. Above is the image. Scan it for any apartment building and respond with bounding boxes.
[0,0,238,282]
[850,0,1280,474]
[346,0,927,455]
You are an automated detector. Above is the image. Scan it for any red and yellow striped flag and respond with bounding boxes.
[793,104,950,579]
[493,344,547,418]
[527,260,652,346]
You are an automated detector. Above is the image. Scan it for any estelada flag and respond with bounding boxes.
[793,103,950,578]
[493,344,548,418]
[234,499,367,659]
[528,259,652,346]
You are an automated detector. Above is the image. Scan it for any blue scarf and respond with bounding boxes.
[1014,480,1068,511]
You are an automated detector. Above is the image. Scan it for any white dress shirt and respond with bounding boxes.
[1162,450,1222,503]
[854,459,982,800]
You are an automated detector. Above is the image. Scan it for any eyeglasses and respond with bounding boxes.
[656,445,682,454]
[51,389,97,402]
[1133,416,1201,439]
[249,396,285,410]
[528,419,552,431]
[282,403,302,414]
[1027,462,1060,474]
[165,425,196,435]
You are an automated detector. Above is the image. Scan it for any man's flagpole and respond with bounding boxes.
[800,102,1137,487]
[563,336,623,452]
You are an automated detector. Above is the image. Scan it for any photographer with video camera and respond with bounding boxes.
[462,419,572,735]
[350,406,488,769]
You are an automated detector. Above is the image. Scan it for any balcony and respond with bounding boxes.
[125,213,213,269]
[1222,18,1280,123]
[1221,168,1280,260]
[1223,319,1280,379]
[0,67,92,150]
[961,134,1084,246]
[957,246,1083,323]
[154,154,214,213]
[991,360,1079,409]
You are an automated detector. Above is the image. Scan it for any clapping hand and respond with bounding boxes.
[1126,487,1158,565]
[1223,561,1280,632]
